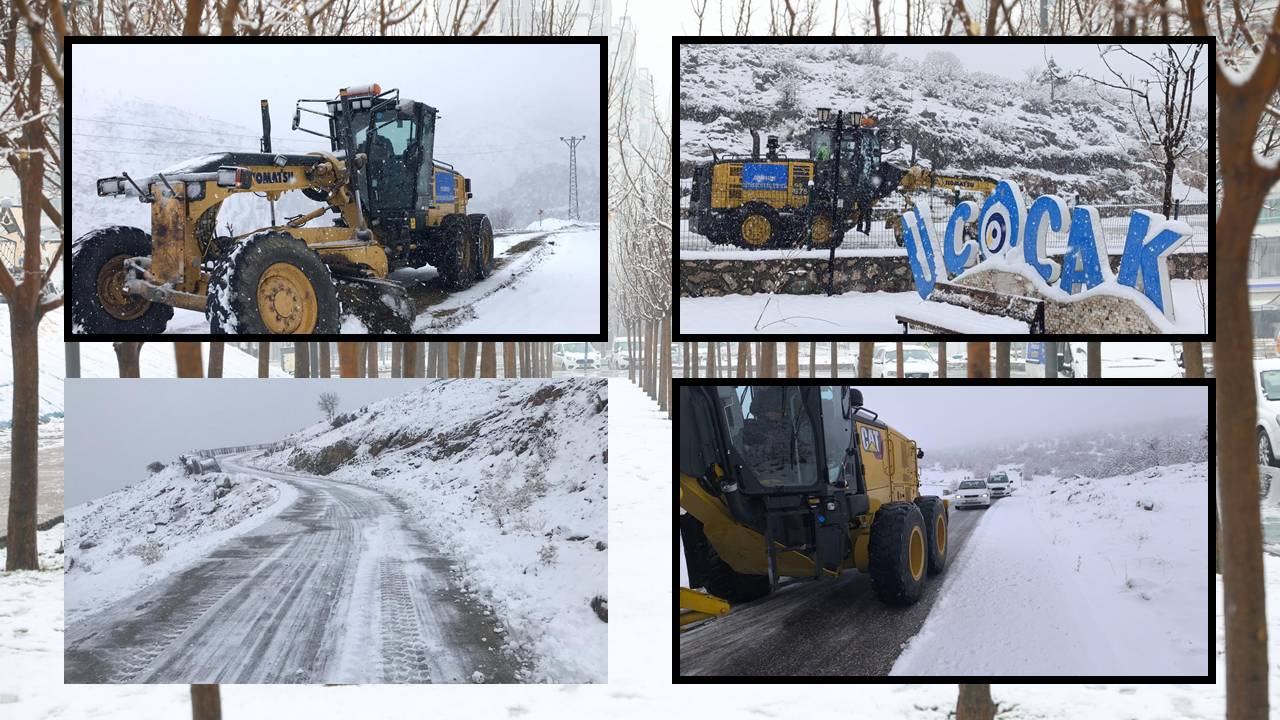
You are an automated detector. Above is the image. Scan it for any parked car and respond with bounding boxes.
[872,344,938,378]
[954,479,991,509]
[610,338,635,370]
[1062,342,1184,378]
[986,472,1012,498]
[553,342,601,371]
[1256,358,1280,467]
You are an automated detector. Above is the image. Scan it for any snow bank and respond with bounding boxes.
[256,378,608,683]
[894,462,1208,675]
[0,524,63,709]
[523,218,591,232]
[64,459,295,621]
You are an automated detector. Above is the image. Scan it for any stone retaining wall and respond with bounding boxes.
[679,252,1208,297]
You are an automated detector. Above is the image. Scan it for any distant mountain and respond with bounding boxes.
[678,44,1209,206]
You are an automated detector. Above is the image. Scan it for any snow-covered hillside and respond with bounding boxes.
[64,462,292,621]
[255,378,609,682]
[679,44,1209,206]
[894,463,1208,675]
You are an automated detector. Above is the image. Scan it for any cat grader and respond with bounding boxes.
[686,108,909,249]
[679,385,948,627]
[72,83,494,334]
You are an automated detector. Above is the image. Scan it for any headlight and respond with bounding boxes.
[217,166,253,189]
[96,177,126,196]
[185,181,206,200]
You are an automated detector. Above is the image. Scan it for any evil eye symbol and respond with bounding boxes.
[982,210,1009,254]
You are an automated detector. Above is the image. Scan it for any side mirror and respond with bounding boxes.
[916,448,924,460]
[292,107,301,131]
[465,178,472,193]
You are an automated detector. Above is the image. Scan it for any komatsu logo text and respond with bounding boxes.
[253,170,294,184]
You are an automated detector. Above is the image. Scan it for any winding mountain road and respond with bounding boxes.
[65,454,523,684]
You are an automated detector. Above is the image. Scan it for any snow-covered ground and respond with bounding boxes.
[253,378,608,682]
[894,464,1209,676]
[680,278,1209,334]
[64,461,293,624]
[413,224,601,333]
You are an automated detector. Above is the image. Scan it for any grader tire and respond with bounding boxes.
[869,501,928,606]
[71,225,173,334]
[467,213,495,280]
[913,496,948,576]
[734,203,781,249]
[436,214,475,290]
[206,232,340,334]
[679,514,770,603]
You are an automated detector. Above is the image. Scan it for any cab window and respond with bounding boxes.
[718,386,820,489]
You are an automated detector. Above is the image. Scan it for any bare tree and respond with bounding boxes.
[258,342,270,378]
[295,341,310,378]
[967,342,990,378]
[317,391,340,421]
[114,342,143,378]
[1187,9,1272,720]
[1087,44,1206,217]
[207,342,224,378]
[191,683,220,720]
[1087,342,1101,378]
[1182,341,1204,378]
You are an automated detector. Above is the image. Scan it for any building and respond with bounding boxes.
[494,0,610,34]
[1252,193,1280,351]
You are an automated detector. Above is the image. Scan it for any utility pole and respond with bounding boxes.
[560,135,586,220]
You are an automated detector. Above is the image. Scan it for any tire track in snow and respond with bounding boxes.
[65,455,527,683]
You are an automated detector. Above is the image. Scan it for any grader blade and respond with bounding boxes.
[332,275,414,334]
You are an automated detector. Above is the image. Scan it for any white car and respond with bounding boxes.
[1064,342,1183,378]
[553,342,601,371]
[954,480,991,509]
[610,338,635,370]
[1257,358,1280,467]
[985,472,1012,498]
[872,344,938,378]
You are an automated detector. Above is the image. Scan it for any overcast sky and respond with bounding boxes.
[797,385,1206,453]
[65,379,437,506]
[70,42,600,210]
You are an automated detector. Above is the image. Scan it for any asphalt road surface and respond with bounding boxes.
[0,422,64,536]
[679,501,989,676]
[65,454,524,683]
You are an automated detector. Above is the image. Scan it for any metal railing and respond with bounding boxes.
[678,196,1210,255]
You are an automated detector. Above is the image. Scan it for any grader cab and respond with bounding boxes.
[679,385,948,617]
[72,83,494,334]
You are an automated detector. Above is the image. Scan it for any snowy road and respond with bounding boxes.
[678,501,988,676]
[65,454,523,684]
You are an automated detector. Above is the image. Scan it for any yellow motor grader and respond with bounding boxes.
[72,83,494,334]
[679,385,948,621]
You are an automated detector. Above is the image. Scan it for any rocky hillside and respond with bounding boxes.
[679,44,1209,205]
[255,377,609,682]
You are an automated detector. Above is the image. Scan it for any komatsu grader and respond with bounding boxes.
[72,83,494,334]
[679,385,948,626]
[687,108,909,249]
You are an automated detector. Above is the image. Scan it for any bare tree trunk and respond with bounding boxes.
[338,343,360,378]
[956,684,995,720]
[786,342,799,378]
[1183,342,1205,378]
[174,343,203,378]
[401,341,417,378]
[66,343,81,379]
[295,341,310,378]
[4,310,39,569]
[207,342,224,378]
[809,341,817,378]
[896,341,904,378]
[463,341,478,377]
[759,342,777,377]
[114,341,143,378]
[258,342,269,378]
[690,341,699,379]
[1217,488,1222,575]
[354,343,367,377]
[995,343,1009,378]
[830,341,837,378]
[737,341,748,378]
[858,342,873,378]
[367,341,379,378]
[661,314,672,418]
[447,342,461,378]
[503,342,517,378]
[416,343,426,378]
[480,342,497,378]
[967,343,990,378]
[391,342,402,378]
[319,342,332,378]
[190,684,221,720]
[706,341,716,378]
[937,341,947,378]
[1088,342,1102,378]
[310,342,320,377]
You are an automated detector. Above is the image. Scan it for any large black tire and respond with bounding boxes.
[467,213,494,280]
[206,232,340,334]
[435,214,475,290]
[868,501,928,606]
[1261,428,1276,468]
[71,225,173,334]
[913,496,948,576]
[733,202,782,249]
[679,514,771,603]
